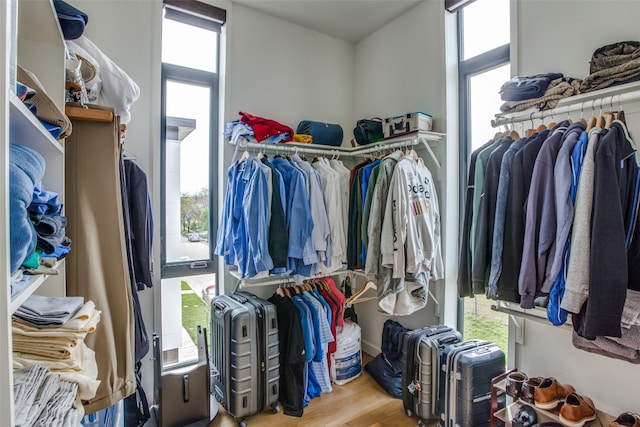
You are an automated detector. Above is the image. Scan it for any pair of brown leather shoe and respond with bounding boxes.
[558,393,596,427]
[611,412,640,427]
[534,378,596,427]
[533,377,575,409]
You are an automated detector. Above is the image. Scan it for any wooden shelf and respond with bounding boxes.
[65,104,114,122]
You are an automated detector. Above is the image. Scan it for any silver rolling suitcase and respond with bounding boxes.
[210,292,280,426]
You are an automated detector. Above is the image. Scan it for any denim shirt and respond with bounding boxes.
[271,158,316,275]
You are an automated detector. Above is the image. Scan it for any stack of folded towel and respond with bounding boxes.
[12,295,102,407]
[581,41,640,93]
[13,364,80,427]
[499,73,582,113]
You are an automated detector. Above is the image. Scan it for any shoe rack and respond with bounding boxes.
[490,370,616,427]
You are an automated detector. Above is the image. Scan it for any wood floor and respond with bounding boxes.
[208,353,437,427]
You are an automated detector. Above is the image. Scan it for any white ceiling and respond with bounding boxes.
[232,0,423,43]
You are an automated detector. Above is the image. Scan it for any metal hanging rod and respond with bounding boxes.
[491,81,640,128]
[233,131,444,168]
[491,301,573,332]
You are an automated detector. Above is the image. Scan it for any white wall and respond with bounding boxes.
[224,4,355,141]
[353,1,457,356]
[513,0,640,416]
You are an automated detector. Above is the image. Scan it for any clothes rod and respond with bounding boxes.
[491,81,640,128]
[234,134,442,168]
[491,302,573,332]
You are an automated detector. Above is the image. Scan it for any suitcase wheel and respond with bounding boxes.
[271,403,281,414]
[405,409,413,417]
[237,420,247,427]
[418,419,426,427]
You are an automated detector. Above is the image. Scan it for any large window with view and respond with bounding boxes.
[456,0,511,356]
[160,0,225,366]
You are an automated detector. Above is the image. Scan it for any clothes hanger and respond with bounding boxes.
[508,118,520,140]
[579,102,587,126]
[525,112,536,137]
[239,149,250,162]
[595,98,606,128]
[345,280,377,305]
[616,94,627,125]
[586,99,598,131]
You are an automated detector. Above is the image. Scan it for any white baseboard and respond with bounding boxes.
[362,339,380,357]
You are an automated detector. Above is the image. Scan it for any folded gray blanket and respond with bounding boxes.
[15,294,84,327]
[572,325,640,364]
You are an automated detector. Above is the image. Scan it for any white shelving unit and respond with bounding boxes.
[1,0,67,423]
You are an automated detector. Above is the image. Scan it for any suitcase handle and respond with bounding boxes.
[229,293,249,304]
[213,301,228,313]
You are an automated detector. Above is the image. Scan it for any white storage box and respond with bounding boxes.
[383,112,433,138]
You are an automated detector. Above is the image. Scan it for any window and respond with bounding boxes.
[456,0,510,355]
[160,0,225,366]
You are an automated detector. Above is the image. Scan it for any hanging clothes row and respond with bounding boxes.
[460,109,640,339]
[348,149,444,316]
[266,276,347,417]
[215,151,351,280]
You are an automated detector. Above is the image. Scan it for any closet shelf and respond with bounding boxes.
[65,104,114,122]
[492,80,640,128]
[10,259,65,314]
[10,94,64,157]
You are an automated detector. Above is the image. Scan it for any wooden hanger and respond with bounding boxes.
[345,281,377,305]
[239,150,250,162]
[605,111,616,129]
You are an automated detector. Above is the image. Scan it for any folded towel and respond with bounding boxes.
[9,144,45,275]
[15,294,83,326]
[21,373,61,427]
[499,72,564,101]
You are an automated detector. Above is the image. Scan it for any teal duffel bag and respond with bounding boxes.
[296,120,344,146]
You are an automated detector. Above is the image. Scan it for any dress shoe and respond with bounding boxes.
[521,376,543,404]
[506,371,528,400]
[559,392,596,427]
[534,377,575,409]
[610,412,640,427]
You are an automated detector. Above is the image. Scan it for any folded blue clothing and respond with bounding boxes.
[9,144,45,274]
[500,72,564,101]
[29,183,63,216]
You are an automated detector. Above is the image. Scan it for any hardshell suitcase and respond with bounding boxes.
[441,341,506,427]
[401,325,462,423]
[210,292,280,425]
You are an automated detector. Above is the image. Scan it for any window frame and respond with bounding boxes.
[456,3,510,328]
[160,3,223,279]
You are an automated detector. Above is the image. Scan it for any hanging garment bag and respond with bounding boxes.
[210,292,280,426]
[401,325,462,423]
[153,326,211,427]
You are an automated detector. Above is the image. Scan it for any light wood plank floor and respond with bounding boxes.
[208,353,437,427]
